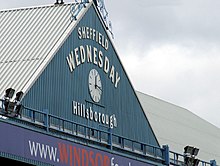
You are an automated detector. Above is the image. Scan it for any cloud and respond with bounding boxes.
[120,42,220,127]
[107,0,220,47]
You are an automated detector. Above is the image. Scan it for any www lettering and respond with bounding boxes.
[28,140,58,162]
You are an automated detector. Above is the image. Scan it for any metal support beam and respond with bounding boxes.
[163,145,170,165]
[43,109,49,132]
[108,128,112,150]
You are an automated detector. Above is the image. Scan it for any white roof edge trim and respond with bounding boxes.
[0,2,78,13]
[136,90,189,111]
[22,2,93,96]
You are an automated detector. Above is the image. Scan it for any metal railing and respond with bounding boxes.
[22,106,164,160]
[169,150,215,166]
[0,101,164,162]
[0,99,217,166]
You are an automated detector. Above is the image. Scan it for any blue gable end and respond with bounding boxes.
[22,4,159,148]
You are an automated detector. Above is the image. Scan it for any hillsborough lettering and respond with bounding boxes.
[72,101,117,129]
[66,26,121,88]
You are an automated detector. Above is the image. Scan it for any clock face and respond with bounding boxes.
[88,69,102,103]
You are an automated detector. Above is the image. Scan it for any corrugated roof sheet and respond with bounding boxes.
[136,91,220,163]
[0,2,91,98]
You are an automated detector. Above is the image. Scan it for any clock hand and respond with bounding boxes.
[96,85,102,91]
[94,75,102,90]
[95,75,97,88]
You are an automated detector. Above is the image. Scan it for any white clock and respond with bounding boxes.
[88,69,102,103]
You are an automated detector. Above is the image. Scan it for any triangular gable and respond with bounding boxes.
[22,2,160,148]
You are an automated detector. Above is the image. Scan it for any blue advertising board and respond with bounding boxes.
[0,121,155,166]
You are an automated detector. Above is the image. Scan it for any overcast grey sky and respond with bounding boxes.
[1,0,220,128]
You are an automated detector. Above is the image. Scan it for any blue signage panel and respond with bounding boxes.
[0,121,155,166]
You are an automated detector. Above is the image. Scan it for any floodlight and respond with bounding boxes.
[192,147,199,156]
[15,91,24,102]
[5,88,15,99]
[184,146,200,157]
[184,145,194,155]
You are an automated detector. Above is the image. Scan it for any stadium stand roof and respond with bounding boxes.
[137,91,220,163]
[0,1,91,99]
[0,0,219,164]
